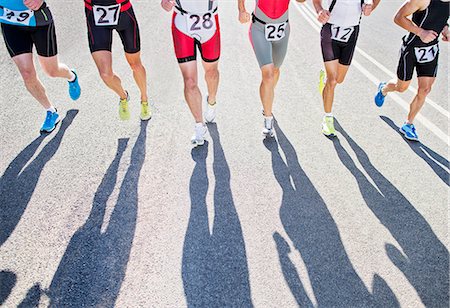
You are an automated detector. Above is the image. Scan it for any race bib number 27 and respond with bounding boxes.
[265,22,287,41]
[93,4,121,26]
[0,8,33,26]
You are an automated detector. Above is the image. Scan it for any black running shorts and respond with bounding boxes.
[85,6,140,54]
[1,22,58,58]
[321,23,359,66]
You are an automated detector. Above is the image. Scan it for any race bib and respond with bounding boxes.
[414,44,439,64]
[0,8,34,26]
[187,12,216,35]
[331,25,355,43]
[93,4,121,26]
[265,22,287,41]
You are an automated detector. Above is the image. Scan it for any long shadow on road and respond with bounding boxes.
[266,119,398,307]
[333,119,449,307]
[182,123,253,307]
[380,115,449,187]
[0,110,78,247]
[47,121,148,307]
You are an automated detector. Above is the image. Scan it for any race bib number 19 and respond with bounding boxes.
[265,22,287,41]
[414,44,439,64]
[331,25,355,43]
[93,4,121,26]
[0,8,33,26]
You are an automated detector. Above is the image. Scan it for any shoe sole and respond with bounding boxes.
[140,114,152,121]
[399,127,419,141]
[192,139,205,147]
[322,129,336,137]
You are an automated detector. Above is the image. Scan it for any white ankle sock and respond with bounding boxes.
[47,107,56,113]
[325,113,333,118]
[68,71,76,82]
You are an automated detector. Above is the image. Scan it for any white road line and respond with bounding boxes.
[293,2,450,146]
[301,2,450,119]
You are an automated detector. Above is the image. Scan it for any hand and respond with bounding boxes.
[317,10,330,25]
[161,0,175,12]
[239,11,250,24]
[418,29,438,44]
[442,25,449,42]
[362,4,373,16]
[23,0,44,11]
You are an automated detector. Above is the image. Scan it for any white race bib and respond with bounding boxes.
[187,12,216,36]
[265,22,287,42]
[0,8,34,26]
[93,4,121,26]
[414,44,439,64]
[331,25,355,43]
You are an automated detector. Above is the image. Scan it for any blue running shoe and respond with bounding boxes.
[68,70,81,101]
[374,82,386,107]
[40,110,60,133]
[400,123,419,141]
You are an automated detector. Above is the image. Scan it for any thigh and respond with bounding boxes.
[272,23,290,68]
[250,22,273,68]
[321,23,339,63]
[11,53,37,79]
[30,22,58,57]
[336,63,350,83]
[201,58,219,73]
[117,7,141,54]
[416,54,439,78]
[397,46,415,81]
[198,14,221,62]
[1,23,33,57]
[85,9,113,53]
[417,76,436,89]
[179,60,199,84]
[338,26,359,66]
[172,13,196,63]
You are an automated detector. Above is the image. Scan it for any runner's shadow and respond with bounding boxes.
[266,120,398,307]
[333,119,449,306]
[0,271,16,305]
[182,124,253,307]
[48,121,148,307]
[0,110,78,247]
[380,115,449,186]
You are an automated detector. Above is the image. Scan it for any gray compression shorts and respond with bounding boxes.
[250,17,290,68]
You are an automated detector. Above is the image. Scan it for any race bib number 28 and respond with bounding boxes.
[93,4,121,26]
[265,22,287,41]
[0,8,33,26]
[187,12,216,34]
[331,25,355,43]
[414,44,439,64]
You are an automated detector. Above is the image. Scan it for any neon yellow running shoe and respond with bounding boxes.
[119,92,130,121]
[140,101,152,121]
[318,70,326,95]
[322,116,336,137]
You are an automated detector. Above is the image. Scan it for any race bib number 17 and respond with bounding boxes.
[93,4,121,26]
[0,8,33,26]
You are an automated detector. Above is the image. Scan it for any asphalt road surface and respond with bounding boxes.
[0,0,449,307]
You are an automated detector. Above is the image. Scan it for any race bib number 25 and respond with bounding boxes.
[0,8,33,26]
[93,4,121,26]
[331,25,355,43]
[265,22,287,41]
[414,44,439,64]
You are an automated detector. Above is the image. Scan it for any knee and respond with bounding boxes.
[20,68,37,84]
[42,66,59,78]
[99,70,114,82]
[418,86,432,97]
[205,67,219,80]
[396,84,409,93]
[262,69,275,84]
[184,77,198,92]
[129,61,144,72]
[326,76,338,88]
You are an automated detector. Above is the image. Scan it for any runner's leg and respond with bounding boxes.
[125,52,148,102]
[322,60,339,113]
[179,61,203,123]
[260,63,276,117]
[201,60,219,104]
[407,76,435,123]
[92,50,127,99]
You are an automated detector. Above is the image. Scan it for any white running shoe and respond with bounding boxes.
[262,116,275,137]
[204,96,217,123]
[191,123,208,146]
